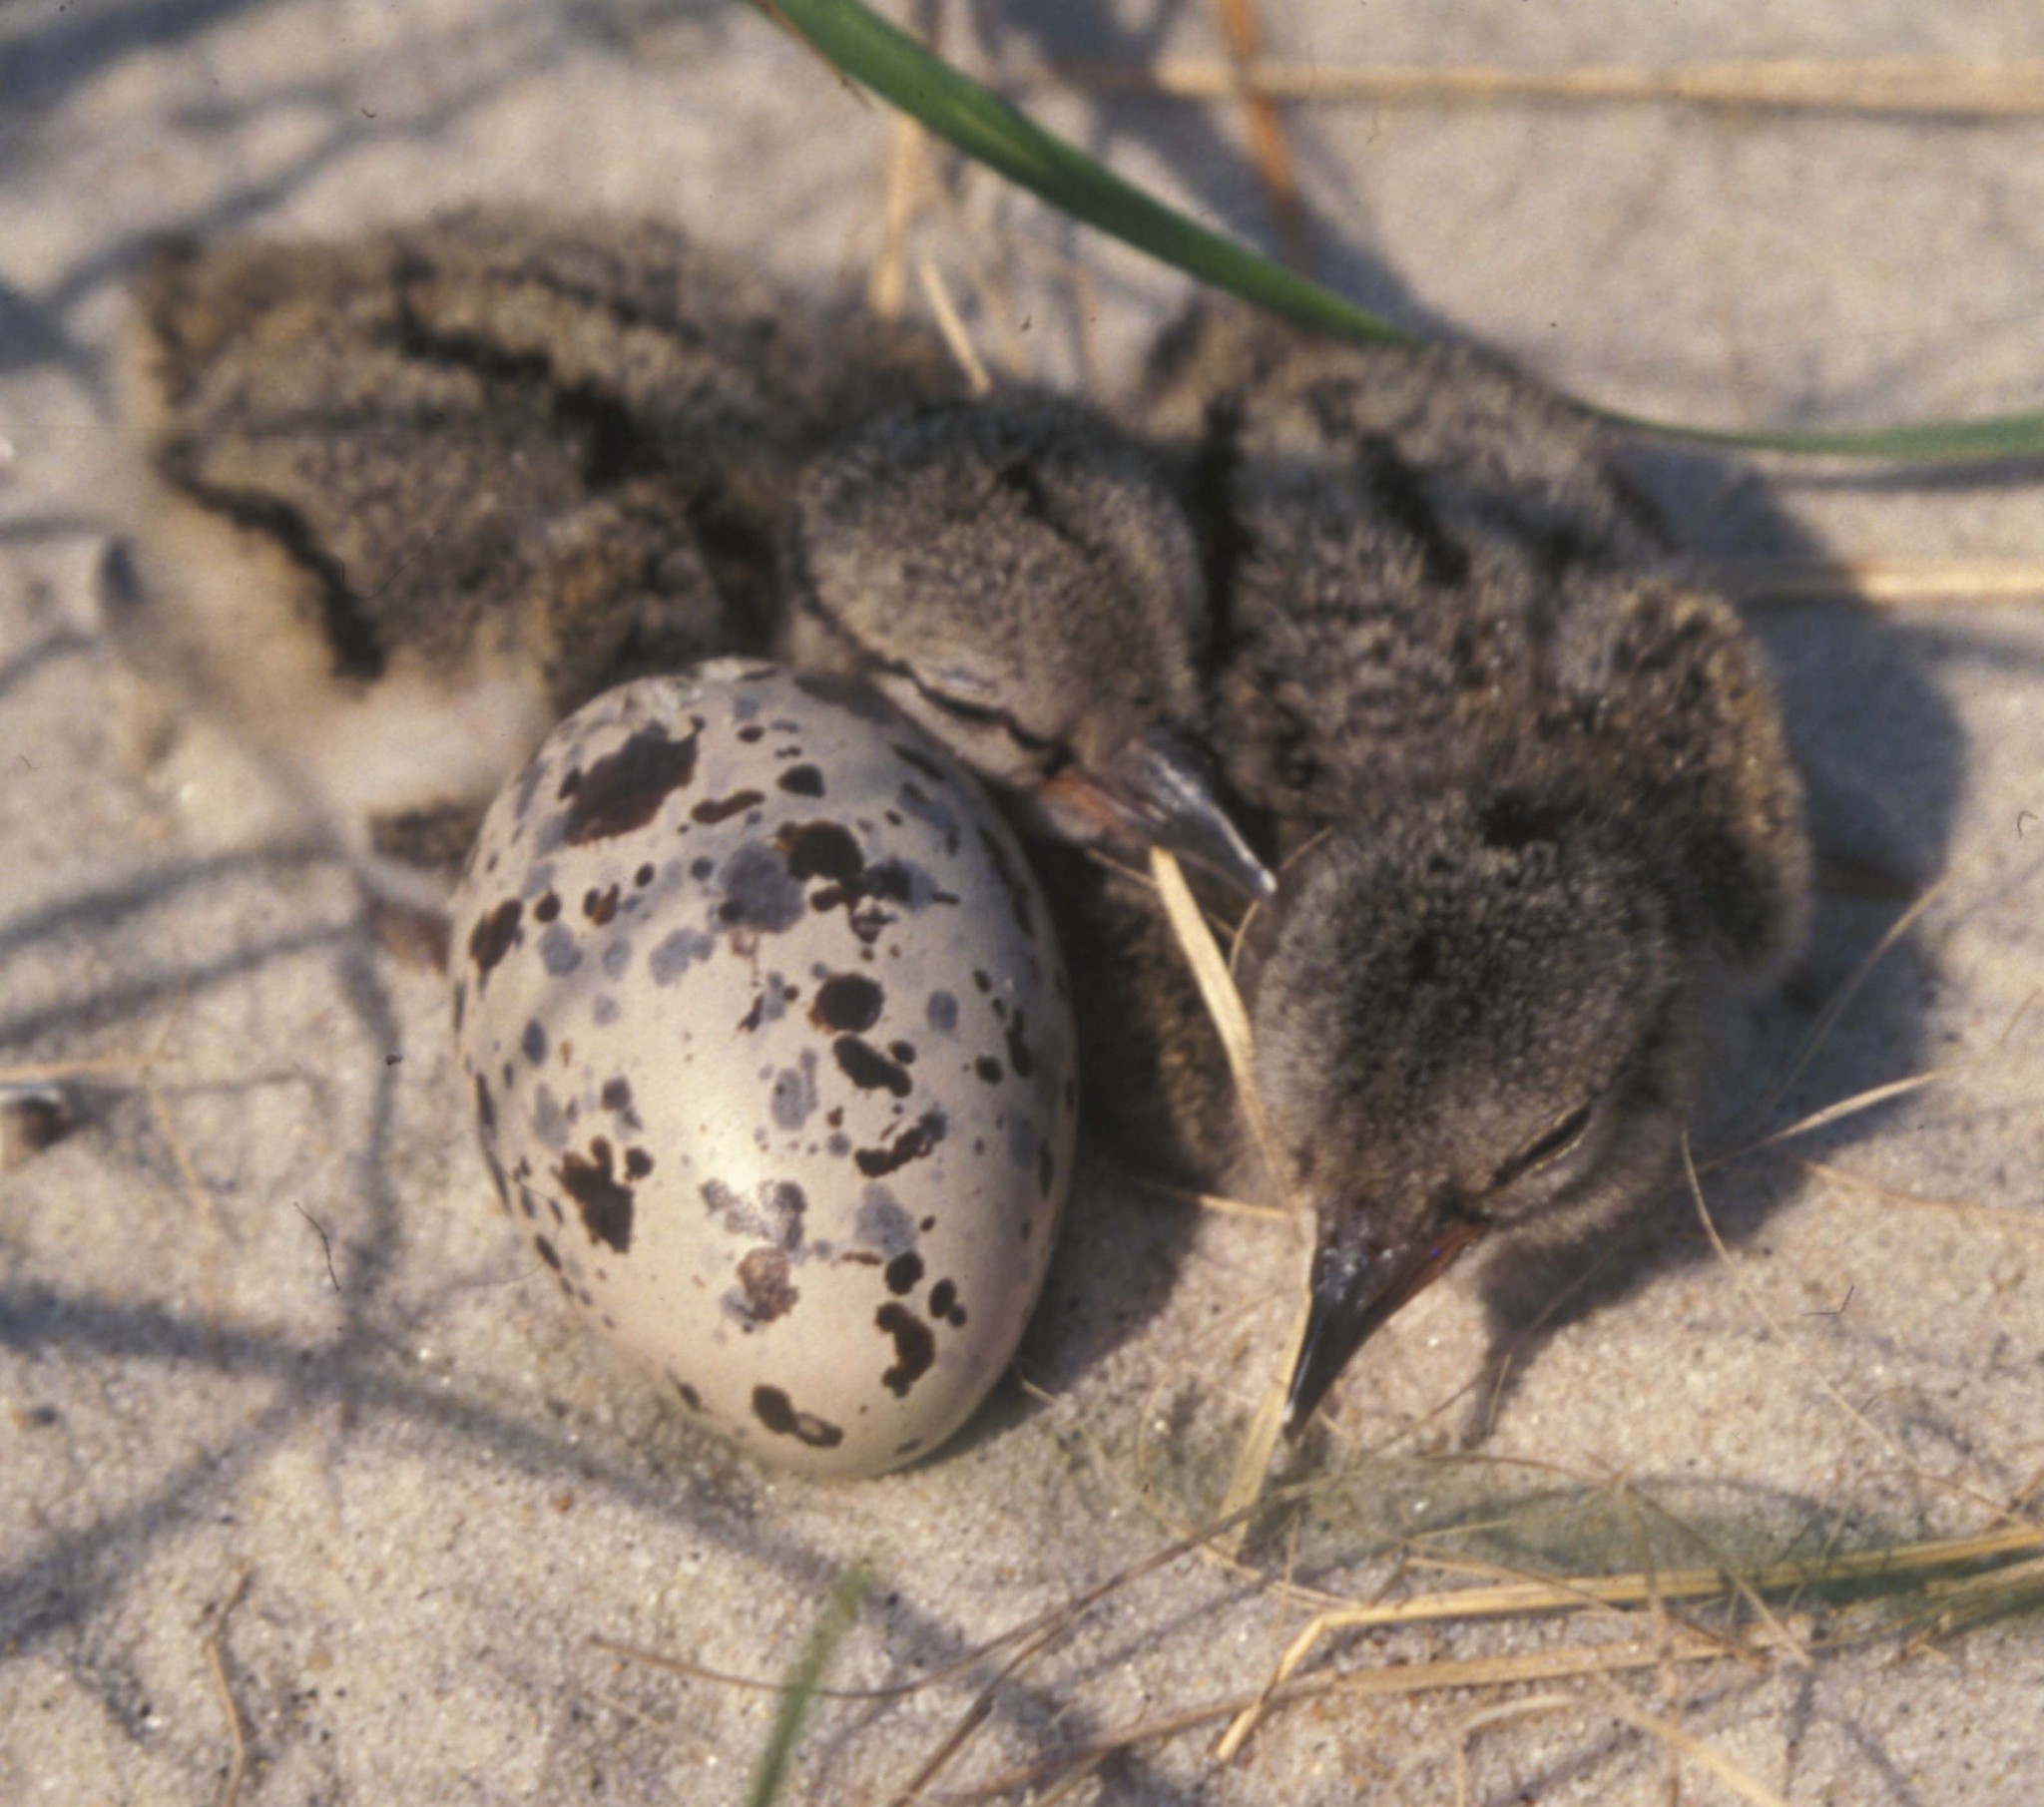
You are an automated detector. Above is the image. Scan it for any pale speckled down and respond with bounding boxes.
[449,661,1077,1477]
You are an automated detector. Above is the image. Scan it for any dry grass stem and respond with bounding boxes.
[1215,0,1309,269]
[1593,1688,1791,1807]
[885,1621,1073,1807]
[1685,1135,1903,1458]
[1131,1175,1290,1222]
[204,1569,254,1807]
[1149,848,1262,1132]
[970,1629,1801,1795]
[1451,1693,1581,1805]
[1041,56,2044,118]
[1721,556,2044,607]
[917,257,994,395]
[1720,1066,1957,1165]
[1797,1156,2044,1238]
[1617,1483,1811,1666]
[1750,869,1952,1131]
[1149,846,1313,1547]
[594,1503,1267,1793]
[0,1055,147,1084]
[1905,1554,2044,1645]
[869,114,930,318]
[1211,1513,2044,1760]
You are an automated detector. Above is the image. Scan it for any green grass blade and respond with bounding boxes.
[760,0,1410,348]
[744,1565,871,1807]
[756,0,2044,463]
[1601,404,2044,461]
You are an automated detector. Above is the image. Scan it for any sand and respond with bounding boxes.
[3,3,2043,1802]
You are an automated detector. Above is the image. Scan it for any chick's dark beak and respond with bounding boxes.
[1282,1213,1485,1437]
[1046,724,1276,906]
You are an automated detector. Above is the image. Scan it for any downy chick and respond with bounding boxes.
[781,392,1272,903]
[1138,307,1810,1432]
[107,208,959,907]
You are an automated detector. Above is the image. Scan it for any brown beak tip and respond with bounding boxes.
[1281,1218,1485,1437]
[1102,729,1276,906]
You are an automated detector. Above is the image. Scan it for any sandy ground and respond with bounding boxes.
[4,3,2044,1803]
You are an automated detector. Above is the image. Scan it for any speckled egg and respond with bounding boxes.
[449,660,1077,1477]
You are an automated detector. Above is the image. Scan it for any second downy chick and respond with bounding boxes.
[1135,307,1811,1432]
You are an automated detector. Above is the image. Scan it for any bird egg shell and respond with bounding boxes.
[450,660,1076,1477]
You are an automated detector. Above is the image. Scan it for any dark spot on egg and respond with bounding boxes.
[625,1147,654,1179]
[888,1040,916,1066]
[855,1186,915,1258]
[769,1056,818,1130]
[883,1250,924,1295]
[694,788,766,825]
[534,890,561,924]
[672,1377,705,1413]
[974,1056,1003,1085]
[833,1036,912,1097]
[778,764,824,796]
[584,883,621,926]
[533,1234,561,1271]
[690,855,715,880]
[538,922,583,976]
[650,927,717,983]
[635,862,656,887]
[1004,1009,1035,1080]
[474,1072,496,1135]
[925,991,958,1033]
[777,819,862,886]
[875,1304,936,1398]
[702,1176,806,1251]
[562,720,702,844]
[735,1247,799,1323]
[483,1146,511,1211]
[521,1020,547,1066]
[601,1077,632,1114]
[752,1385,844,1449]
[717,841,805,937]
[451,979,467,1034]
[555,1137,634,1253]
[467,899,522,982]
[972,969,991,994]
[929,1278,957,1317]
[856,1109,946,1178]
[811,973,883,1034]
